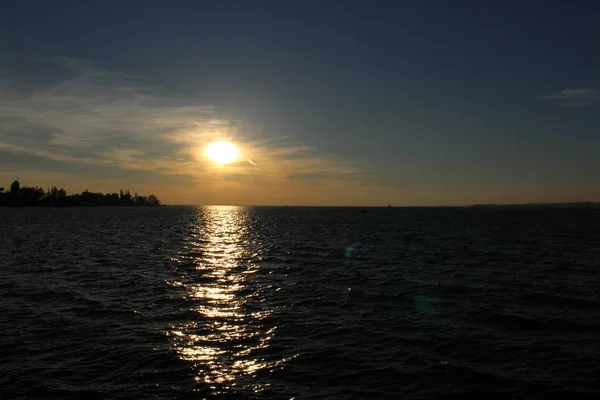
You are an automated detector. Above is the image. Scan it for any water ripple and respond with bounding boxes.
[1,207,599,399]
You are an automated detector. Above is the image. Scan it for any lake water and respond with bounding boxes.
[1,206,599,399]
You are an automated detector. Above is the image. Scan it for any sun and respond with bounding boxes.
[205,141,239,164]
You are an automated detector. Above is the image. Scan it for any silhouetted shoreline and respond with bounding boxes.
[0,180,162,207]
[0,204,166,208]
[471,202,600,208]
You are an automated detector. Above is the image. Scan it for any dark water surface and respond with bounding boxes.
[1,206,599,399]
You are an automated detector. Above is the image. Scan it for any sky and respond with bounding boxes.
[1,0,599,206]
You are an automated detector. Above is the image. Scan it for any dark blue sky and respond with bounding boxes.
[1,1,599,205]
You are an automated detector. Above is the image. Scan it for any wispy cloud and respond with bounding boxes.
[0,57,360,184]
[544,88,598,107]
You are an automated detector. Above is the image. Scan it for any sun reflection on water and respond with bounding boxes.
[166,206,288,395]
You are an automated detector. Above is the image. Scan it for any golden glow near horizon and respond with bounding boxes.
[205,141,239,164]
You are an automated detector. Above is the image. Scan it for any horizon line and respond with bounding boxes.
[164,201,600,208]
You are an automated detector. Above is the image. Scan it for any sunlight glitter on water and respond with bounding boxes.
[167,206,283,394]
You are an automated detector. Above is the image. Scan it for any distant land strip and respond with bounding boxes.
[0,180,162,207]
[470,202,600,208]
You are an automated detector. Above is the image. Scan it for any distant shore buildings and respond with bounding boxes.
[0,180,161,207]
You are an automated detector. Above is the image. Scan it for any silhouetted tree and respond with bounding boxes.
[1,180,161,207]
[148,194,160,206]
[135,195,148,206]
[20,186,45,205]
